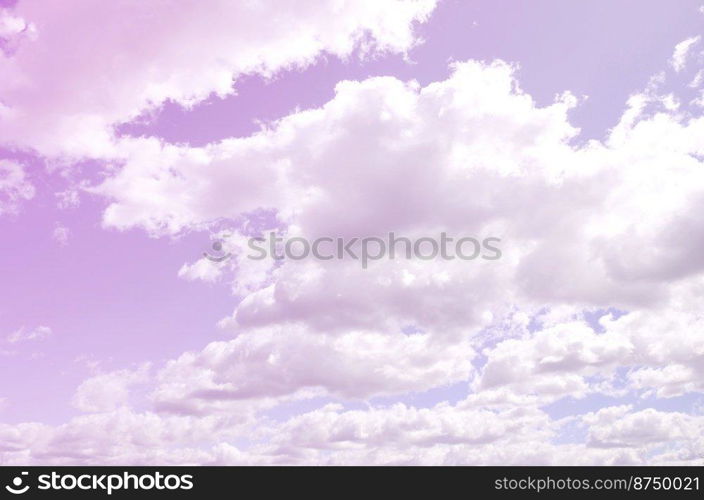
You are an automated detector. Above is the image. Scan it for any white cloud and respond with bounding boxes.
[470,278,704,402]
[52,223,70,246]
[0,160,34,215]
[0,408,247,465]
[7,325,52,344]
[476,317,630,401]
[670,36,701,72]
[0,12,28,38]
[152,323,475,415]
[72,365,151,413]
[0,0,436,158]
[584,406,703,449]
[3,397,702,465]
[91,58,704,413]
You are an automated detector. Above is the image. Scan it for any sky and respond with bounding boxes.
[0,0,703,464]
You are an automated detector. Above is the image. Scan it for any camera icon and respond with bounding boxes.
[5,472,30,495]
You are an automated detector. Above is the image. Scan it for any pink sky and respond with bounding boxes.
[1,0,704,464]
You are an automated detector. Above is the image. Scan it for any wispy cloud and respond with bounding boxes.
[7,325,52,344]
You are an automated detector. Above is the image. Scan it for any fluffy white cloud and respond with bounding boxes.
[476,318,627,402]
[4,398,702,465]
[98,59,704,309]
[152,323,475,415]
[274,402,547,444]
[584,406,704,449]
[472,278,704,402]
[0,408,247,465]
[91,58,704,415]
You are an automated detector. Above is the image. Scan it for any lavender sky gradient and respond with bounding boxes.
[1,0,704,464]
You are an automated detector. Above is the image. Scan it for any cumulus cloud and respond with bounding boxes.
[468,276,704,404]
[152,322,475,417]
[476,318,626,402]
[3,397,702,465]
[88,58,704,434]
[584,406,704,449]
[0,408,249,465]
[97,59,704,316]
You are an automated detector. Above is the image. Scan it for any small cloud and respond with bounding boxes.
[0,160,34,215]
[7,325,52,344]
[0,12,33,39]
[74,354,102,373]
[690,69,704,88]
[55,187,81,209]
[178,258,224,283]
[670,36,701,72]
[53,223,70,246]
